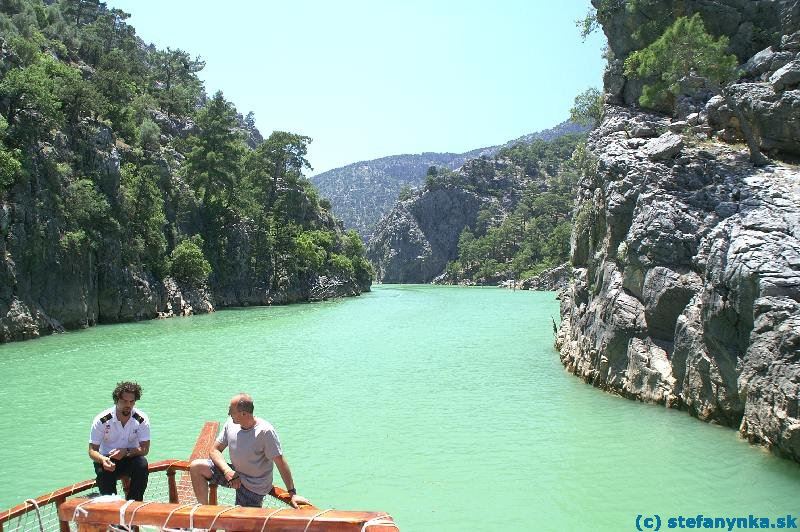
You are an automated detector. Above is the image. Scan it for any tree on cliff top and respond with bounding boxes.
[623,13,737,112]
[624,14,768,165]
[149,47,204,117]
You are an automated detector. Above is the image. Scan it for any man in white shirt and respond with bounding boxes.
[88,381,151,500]
[189,393,308,508]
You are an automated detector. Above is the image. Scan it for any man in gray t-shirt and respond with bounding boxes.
[189,394,308,508]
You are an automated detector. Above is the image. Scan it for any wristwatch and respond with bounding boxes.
[288,488,297,495]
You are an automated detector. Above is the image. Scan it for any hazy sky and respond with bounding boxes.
[109,1,606,175]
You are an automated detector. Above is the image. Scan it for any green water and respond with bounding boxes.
[1,285,798,530]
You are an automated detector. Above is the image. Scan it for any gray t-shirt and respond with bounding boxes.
[217,417,283,495]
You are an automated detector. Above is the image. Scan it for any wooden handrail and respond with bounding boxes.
[0,479,96,526]
[0,459,183,526]
[175,420,219,504]
[0,461,302,526]
[59,498,396,531]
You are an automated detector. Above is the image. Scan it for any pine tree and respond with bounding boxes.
[183,91,244,206]
[148,47,204,117]
[624,14,737,111]
[624,14,768,165]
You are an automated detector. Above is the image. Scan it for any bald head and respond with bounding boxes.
[227,393,255,428]
[231,393,254,414]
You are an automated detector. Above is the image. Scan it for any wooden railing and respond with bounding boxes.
[0,421,222,532]
[0,459,184,532]
[0,459,306,532]
[58,498,396,531]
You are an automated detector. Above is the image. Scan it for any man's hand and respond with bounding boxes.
[101,456,116,472]
[108,448,126,460]
[224,469,241,489]
[289,494,310,509]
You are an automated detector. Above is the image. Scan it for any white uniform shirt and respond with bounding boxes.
[89,407,151,456]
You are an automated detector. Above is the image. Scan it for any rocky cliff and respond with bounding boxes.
[0,3,371,344]
[0,116,369,343]
[367,132,587,285]
[598,0,788,107]
[365,146,564,285]
[311,121,587,240]
[558,1,800,461]
[367,187,484,284]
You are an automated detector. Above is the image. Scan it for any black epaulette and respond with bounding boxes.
[99,413,112,423]
[132,412,144,423]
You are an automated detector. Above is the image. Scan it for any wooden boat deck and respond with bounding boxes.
[0,421,397,531]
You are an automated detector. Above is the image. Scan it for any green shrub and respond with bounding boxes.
[60,229,89,252]
[520,263,550,280]
[294,231,328,271]
[0,128,22,193]
[352,256,374,285]
[328,253,354,275]
[8,34,42,66]
[64,178,116,238]
[169,236,211,286]
[139,118,161,151]
[398,184,414,201]
[131,93,158,124]
[341,229,364,257]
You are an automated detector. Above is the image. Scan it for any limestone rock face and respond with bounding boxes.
[769,59,800,90]
[707,83,800,156]
[521,263,572,292]
[743,46,794,79]
[642,133,684,160]
[705,25,800,158]
[309,275,363,301]
[367,187,483,283]
[557,105,800,462]
[162,277,214,317]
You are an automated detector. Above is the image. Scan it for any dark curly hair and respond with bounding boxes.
[112,381,142,402]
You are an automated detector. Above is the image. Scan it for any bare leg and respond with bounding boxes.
[189,459,212,504]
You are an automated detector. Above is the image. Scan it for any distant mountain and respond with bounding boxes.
[366,132,586,284]
[310,120,588,241]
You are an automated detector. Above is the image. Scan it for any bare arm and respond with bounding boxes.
[209,441,241,489]
[88,443,105,463]
[107,440,150,460]
[128,440,150,457]
[273,455,309,508]
[88,443,115,472]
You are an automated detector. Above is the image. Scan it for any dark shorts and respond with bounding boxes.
[206,459,265,508]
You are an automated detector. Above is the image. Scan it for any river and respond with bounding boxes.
[1,285,798,530]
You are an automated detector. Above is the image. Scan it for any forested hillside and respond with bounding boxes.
[310,121,587,240]
[441,135,590,284]
[0,0,372,342]
[366,133,587,284]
